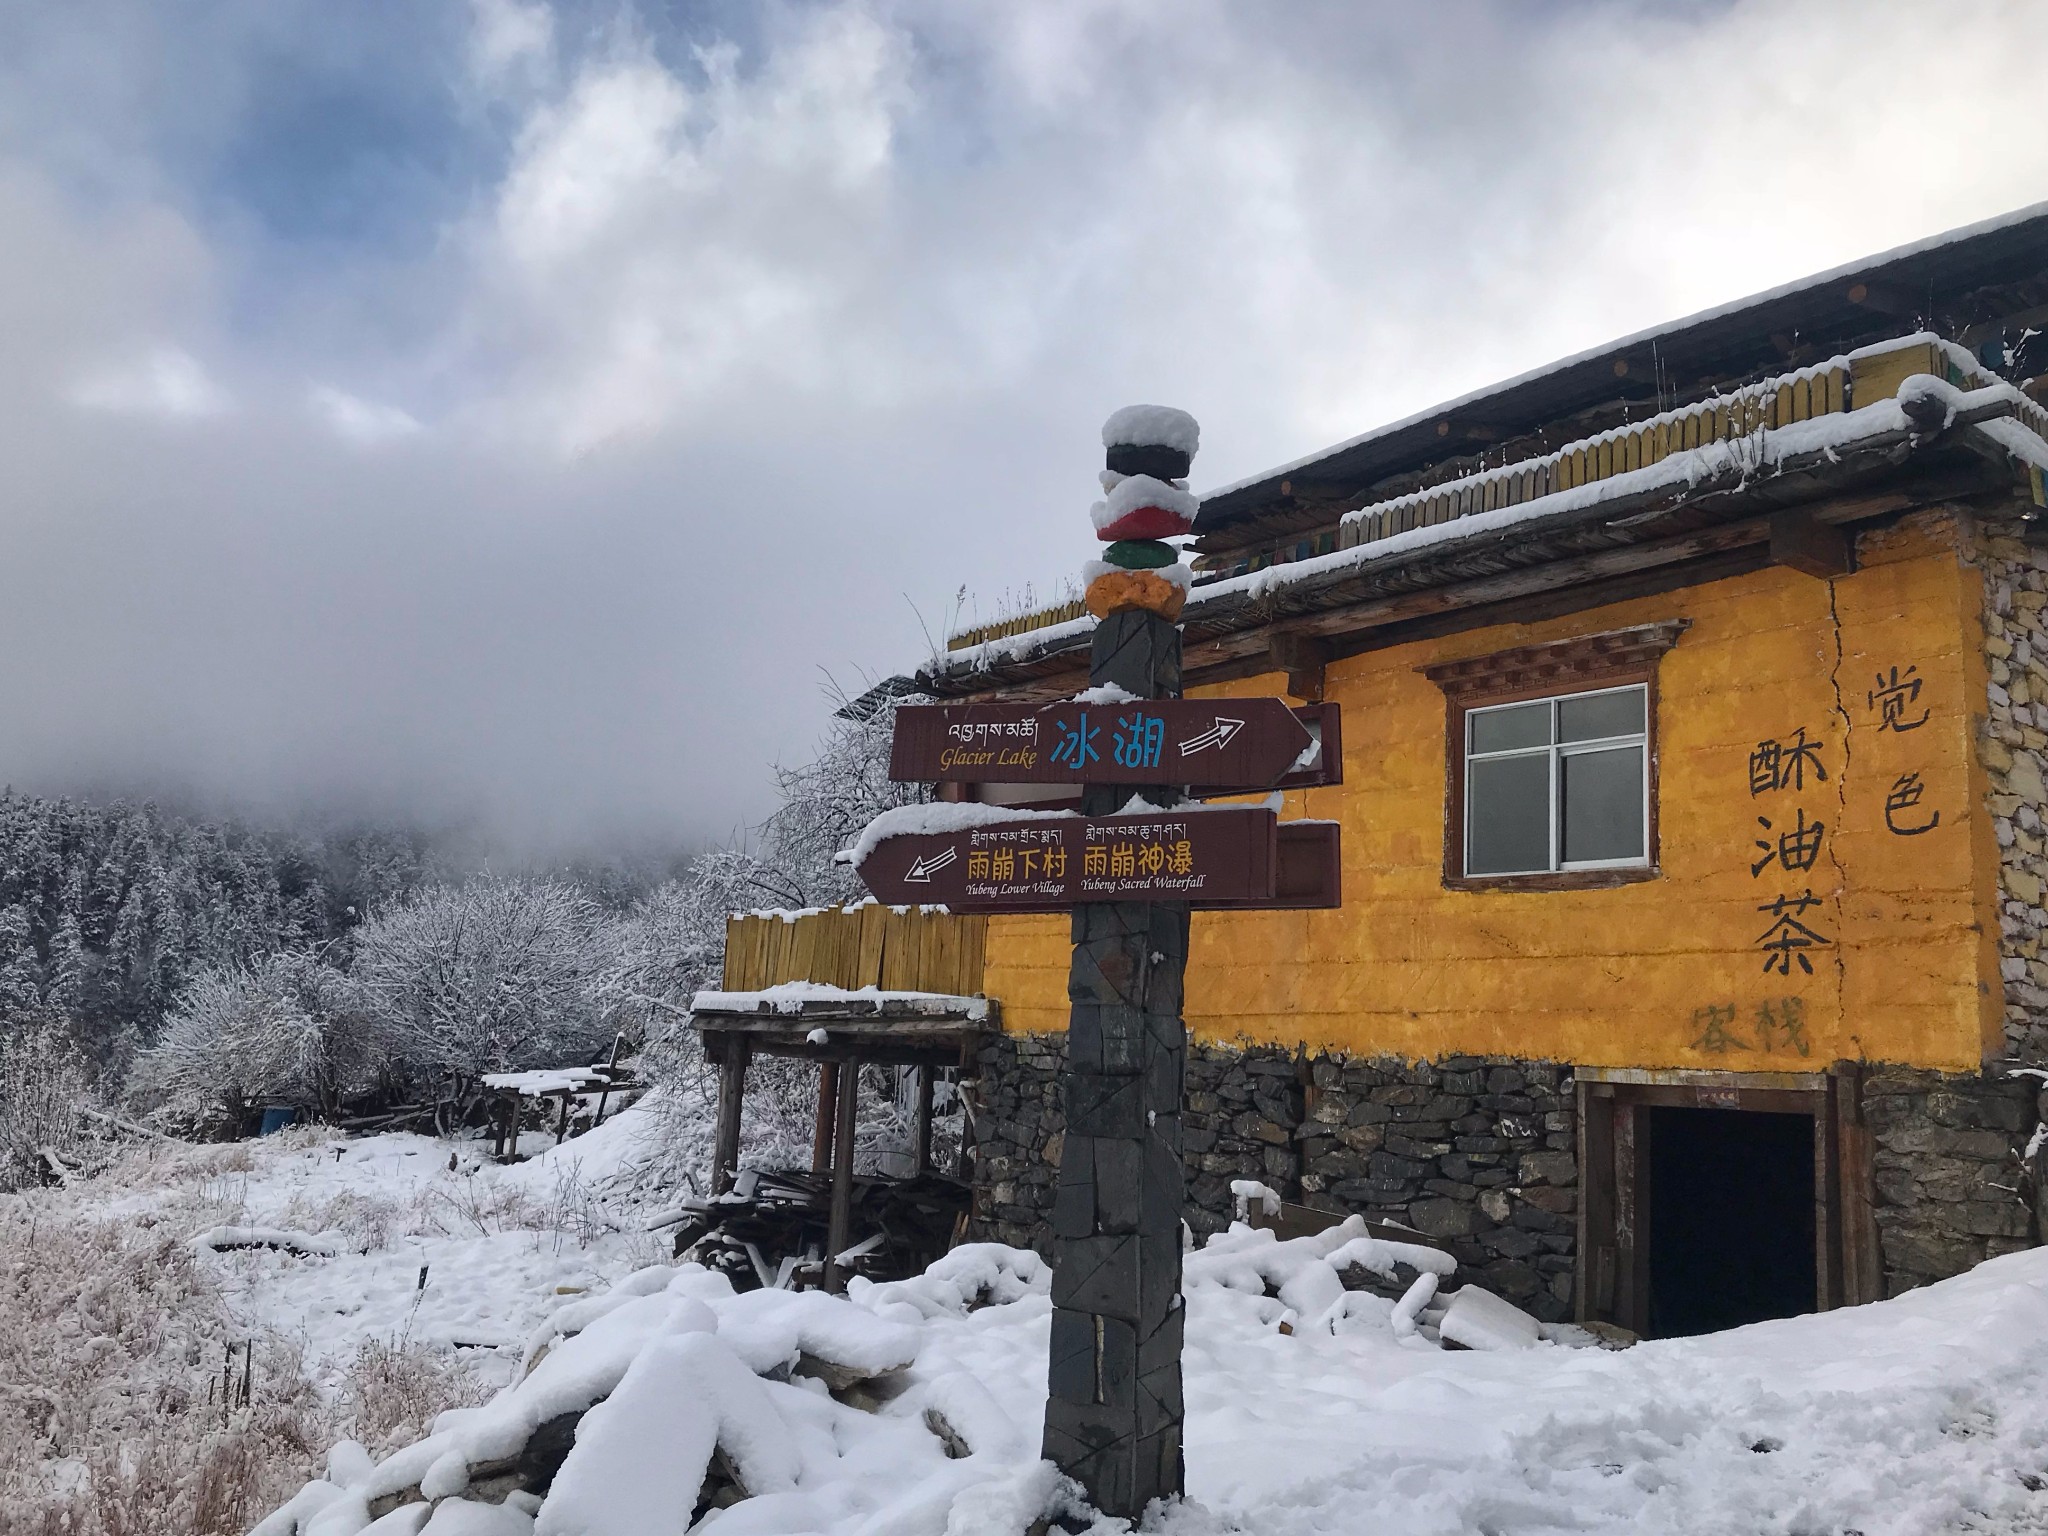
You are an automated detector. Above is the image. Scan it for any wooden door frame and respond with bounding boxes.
[1575,1064,1879,1334]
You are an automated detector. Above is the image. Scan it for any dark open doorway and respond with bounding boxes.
[1646,1106,1815,1337]
[1578,1074,1878,1339]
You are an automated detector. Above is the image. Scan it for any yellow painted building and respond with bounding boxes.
[891,207,2048,1337]
[983,512,2000,1075]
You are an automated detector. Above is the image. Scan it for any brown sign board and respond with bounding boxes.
[856,808,1277,910]
[951,704,1342,812]
[1268,703,1342,793]
[854,810,1341,913]
[891,698,1315,790]
[1268,820,1341,910]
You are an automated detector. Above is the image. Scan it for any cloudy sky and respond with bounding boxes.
[1,0,2044,854]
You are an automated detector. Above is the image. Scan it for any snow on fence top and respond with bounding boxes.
[690,981,992,1020]
[1327,333,2019,553]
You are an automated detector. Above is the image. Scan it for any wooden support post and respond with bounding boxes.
[1612,1101,1650,1336]
[712,1040,751,1196]
[813,1061,840,1176]
[1814,1076,1842,1312]
[592,1033,622,1126]
[825,1059,859,1292]
[913,1065,935,1174]
[554,1090,572,1147]
[1042,604,1188,1517]
[1770,507,1853,579]
[1831,1061,1883,1306]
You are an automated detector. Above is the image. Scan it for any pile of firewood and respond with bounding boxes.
[669,1167,971,1290]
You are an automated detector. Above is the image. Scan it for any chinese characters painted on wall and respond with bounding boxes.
[1869,665,1930,733]
[1690,996,1810,1056]
[1748,725,1834,974]
[1868,662,1943,836]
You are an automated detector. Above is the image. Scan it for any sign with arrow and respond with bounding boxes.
[889,697,1319,790]
[856,807,1280,910]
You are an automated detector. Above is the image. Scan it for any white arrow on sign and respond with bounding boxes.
[1179,718,1245,755]
[903,846,959,882]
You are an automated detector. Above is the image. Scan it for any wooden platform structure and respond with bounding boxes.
[479,1061,636,1161]
[692,983,995,1290]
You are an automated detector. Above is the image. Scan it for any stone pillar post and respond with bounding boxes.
[1041,605,1188,1516]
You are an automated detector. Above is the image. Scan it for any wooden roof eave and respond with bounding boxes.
[922,411,2023,702]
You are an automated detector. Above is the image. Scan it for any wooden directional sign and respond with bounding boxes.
[857,807,1277,911]
[890,698,1315,790]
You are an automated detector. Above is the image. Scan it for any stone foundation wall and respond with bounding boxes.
[1862,1065,2037,1295]
[967,1033,1580,1323]
[1971,513,2048,1060]
[1289,1054,1577,1320]
[967,1034,2042,1317]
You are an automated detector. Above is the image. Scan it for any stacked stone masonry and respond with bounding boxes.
[1974,514,2048,1060]
[1865,1067,2037,1295]
[969,1034,1582,1324]
[969,1036,2043,1318]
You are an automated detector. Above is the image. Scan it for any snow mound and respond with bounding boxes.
[536,1332,794,1536]
[193,1225,341,1257]
[1437,1285,1540,1351]
[1102,404,1200,454]
[257,1232,2048,1536]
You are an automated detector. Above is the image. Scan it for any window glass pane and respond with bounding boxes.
[1469,701,1551,754]
[1561,745,1645,863]
[1468,755,1551,874]
[1558,688,1645,743]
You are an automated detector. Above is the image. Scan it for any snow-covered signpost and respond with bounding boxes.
[852,406,1340,1519]
[1038,404,1205,1517]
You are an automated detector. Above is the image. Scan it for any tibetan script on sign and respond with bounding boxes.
[890,699,1318,790]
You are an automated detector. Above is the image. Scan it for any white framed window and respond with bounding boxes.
[1463,684,1649,877]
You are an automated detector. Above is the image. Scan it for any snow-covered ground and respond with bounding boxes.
[173,1110,678,1399]
[22,1110,2048,1534]
[244,1177,2048,1536]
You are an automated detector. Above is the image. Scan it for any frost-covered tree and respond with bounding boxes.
[0,905,41,1017]
[685,690,931,918]
[132,951,368,1128]
[0,1020,96,1191]
[603,879,725,1038]
[339,878,619,1086]
[42,914,84,1019]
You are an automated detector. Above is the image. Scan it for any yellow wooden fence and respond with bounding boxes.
[722,904,988,996]
[947,599,1089,653]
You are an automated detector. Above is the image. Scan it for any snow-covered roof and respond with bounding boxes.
[1195,199,2048,530]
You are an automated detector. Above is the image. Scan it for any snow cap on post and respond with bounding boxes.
[1102,404,1200,478]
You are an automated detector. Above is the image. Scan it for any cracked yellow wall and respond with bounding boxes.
[981,511,2002,1072]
